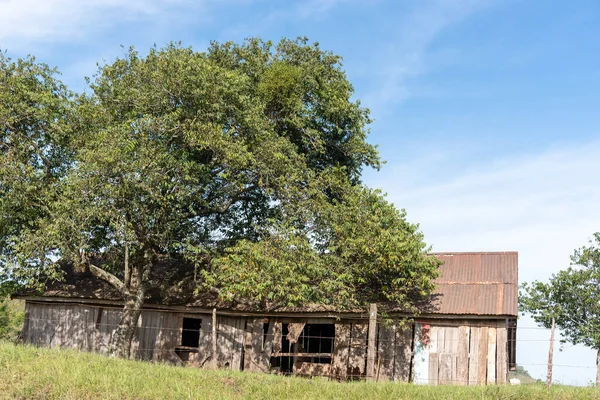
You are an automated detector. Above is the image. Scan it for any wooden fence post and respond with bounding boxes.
[547,317,555,388]
[212,308,217,368]
[366,303,378,381]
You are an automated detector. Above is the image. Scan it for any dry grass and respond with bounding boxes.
[0,342,598,399]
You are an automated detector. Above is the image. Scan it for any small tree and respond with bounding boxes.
[520,233,600,387]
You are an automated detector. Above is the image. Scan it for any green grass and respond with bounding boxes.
[0,298,24,342]
[0,342,598,399]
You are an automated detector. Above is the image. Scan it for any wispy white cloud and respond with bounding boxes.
[0,0,213,49]
[379,140,600,280]
[216,0,363,41]
[277,0,359,21]
[368,139,600,383]
[362,0,498,116]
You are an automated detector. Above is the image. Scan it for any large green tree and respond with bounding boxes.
[0,53,73,271]
[520,233,600,387]
[1,39,440,358]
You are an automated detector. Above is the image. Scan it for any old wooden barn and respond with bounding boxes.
[14,251,517,385]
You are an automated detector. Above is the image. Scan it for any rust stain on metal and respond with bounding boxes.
[430,252,518,317]
[497,284,504,315]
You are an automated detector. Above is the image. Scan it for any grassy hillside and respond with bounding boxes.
[509,365,543,385]
[0,342,598,399]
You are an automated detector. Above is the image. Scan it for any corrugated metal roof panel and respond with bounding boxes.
[429,252,518,316]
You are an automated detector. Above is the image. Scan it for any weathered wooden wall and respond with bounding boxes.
[21,301,509,385]
[22,302,116,353]
[22,302,242,368]
[408,320,508,385]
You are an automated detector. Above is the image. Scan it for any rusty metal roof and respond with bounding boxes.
[430,252,518,316]
[17,252,519,317]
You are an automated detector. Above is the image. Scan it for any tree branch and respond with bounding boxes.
[124,242,131,289]
[197,184,260,217]
[89,264,125,293]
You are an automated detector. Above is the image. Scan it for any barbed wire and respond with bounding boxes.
[19,303,600,385]
[21,316,565,333]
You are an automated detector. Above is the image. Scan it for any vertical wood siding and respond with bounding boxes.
[21,301,511,385]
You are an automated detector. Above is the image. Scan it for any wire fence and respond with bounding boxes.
[17,308,599,385]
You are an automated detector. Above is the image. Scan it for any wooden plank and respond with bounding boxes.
[137,311,160,361]
[198,313,213,365]
[468,326,480,385]
[487,327,497,384]
[243,318,267,372]
[230,317,245,371]
[86,306,97,352]
[366,304,377,381]
[277,352,333,357]
[446,326,457,354]
[262,319,275,362]
[377,321,396,381]
[33,303,43,346]
[107,308,120,350]
[34,303,43,345]
[243,319,256,371]
[217,316,245,370]
[95,307,106,353]
[437,326,446,353]
[429,326,439,354]
[412,322,430,385]
[156,312,183,365]
[70,305,82,350]
[50,305,63,348]
[477,326,489,385]
[271,321,282,356]
[393,323,413,382]
[286,322,306,344]
[294,362,331,376]
[332,323,351,379]
[439,353,453,385]
[153,312,165,362]
[496,320,508,384]
[444,327,458,384]
[212,309,217,367]
[428,353,439,385]
[348,323,368,379]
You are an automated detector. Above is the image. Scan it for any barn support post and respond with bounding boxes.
[212,308,217,368]
[366,303,378,381]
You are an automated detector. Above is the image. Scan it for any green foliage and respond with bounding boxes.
[0,53,73,282]
[0,38,438,318]
[520,233,600,350]
[1,342,597,399]
[203,183,440,311]
[0,298,24,341]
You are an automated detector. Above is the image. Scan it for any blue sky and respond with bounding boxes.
[2,0,599,385]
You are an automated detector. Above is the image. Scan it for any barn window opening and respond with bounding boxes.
[298,324,335,357]
[95,308,104,330]
[262,319,270,350]
[181,318,202,348]
[508,319,517,371]
[278,323,335,374]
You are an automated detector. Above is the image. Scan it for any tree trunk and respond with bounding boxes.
[547,317,555,388]
[109,283,146,358]
[109,259,149,359]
